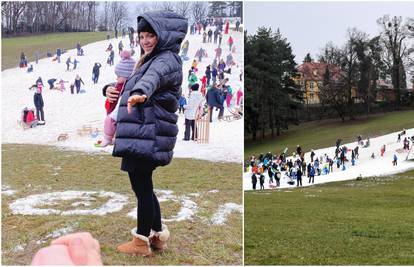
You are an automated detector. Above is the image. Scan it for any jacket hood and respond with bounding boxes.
[137,11,188,54]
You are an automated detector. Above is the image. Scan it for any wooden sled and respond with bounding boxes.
[195,106,210,143]
[77,125,93,136]
[223,107,242,122]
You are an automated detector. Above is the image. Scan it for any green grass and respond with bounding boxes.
[1,32,113,70]
[245,110,414,160]
[244,169,414,265]
[1,144,242,265]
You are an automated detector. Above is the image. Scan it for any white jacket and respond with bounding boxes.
[184,91,204,120]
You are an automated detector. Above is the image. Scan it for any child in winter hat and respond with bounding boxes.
[96,50,136,147]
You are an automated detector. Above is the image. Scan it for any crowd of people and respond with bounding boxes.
[18,18,244,145]
[179,18,243,141]
[247,131,414,190]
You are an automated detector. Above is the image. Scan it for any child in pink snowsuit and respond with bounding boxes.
[98,50,136,147]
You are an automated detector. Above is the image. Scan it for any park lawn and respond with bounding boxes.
[244,169,414,265]
[1,144,242,265]
[1,32,113,70]
[245,109,414,160]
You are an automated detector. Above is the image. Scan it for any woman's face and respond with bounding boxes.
[139,32,158,54]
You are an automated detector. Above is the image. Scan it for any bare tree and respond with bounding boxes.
[175,1,191,18]
[161,2,175,12]
[378,15,409,108]
[110,2,128,38]
[191,1,208,23]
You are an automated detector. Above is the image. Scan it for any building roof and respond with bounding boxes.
[297,62,342,81]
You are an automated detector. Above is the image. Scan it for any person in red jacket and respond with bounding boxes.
[96,50,135,147]
[228,36,234,52]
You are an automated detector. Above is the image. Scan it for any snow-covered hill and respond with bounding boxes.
[244,129,414,190]
[1,26,243,163]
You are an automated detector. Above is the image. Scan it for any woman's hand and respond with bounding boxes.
[127,94,147,114]
[106,86,119,103]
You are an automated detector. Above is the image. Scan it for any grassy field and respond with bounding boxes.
[245,110,414,160]
[1,32,113,70]
[244,169,414,265]
[1,144,242,265]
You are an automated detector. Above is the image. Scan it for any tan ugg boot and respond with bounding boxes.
[149,224,170,251]
[116,228,154,257]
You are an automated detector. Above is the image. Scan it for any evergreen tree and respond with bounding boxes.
[303,53,313,63]
[245,27,302,140]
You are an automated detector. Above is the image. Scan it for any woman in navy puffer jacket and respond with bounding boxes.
[103,11,187,256]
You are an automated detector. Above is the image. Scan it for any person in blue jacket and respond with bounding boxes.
[178,94,187,114]
[206,85,224,122]
[56,48,61,63]
[102,10,187,257]
[92,63,102,84]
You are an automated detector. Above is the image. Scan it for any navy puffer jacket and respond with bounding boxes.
[113,11,188,171]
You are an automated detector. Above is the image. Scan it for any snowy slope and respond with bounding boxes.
[244,129,414,190]
[1,26,243,163]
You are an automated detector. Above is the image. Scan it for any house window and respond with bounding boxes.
[310,92,314,99]
[309,81,314,91]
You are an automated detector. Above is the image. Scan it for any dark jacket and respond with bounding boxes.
[93,63,102,75]
[74,78,84,88]
[112,11,188,171]
[206,87,223,108]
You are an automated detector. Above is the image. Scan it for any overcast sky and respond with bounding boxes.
[245,1,414,64]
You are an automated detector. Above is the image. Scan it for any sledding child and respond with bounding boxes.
[58,79,67,91]
[393,154,398,166]
[96,50,135,147]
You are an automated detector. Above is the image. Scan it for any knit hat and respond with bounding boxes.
[115,57,136,78]
[120,50,131,60]
[137,18,156,35]
[191,83,199,91]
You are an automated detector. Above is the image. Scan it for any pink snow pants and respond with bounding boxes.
[104,115,116,142]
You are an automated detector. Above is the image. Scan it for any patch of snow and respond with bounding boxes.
[244,129,414,190]
[188,193,200,197]
[211,203,243,225]
[12,244,25,252]
[163,196,198,222]
[2,185,17,196]
[1,27,243,164]
[36,223,78,245]
[128,190,199,222]
[9,190,128,216]
[208,189,219,193]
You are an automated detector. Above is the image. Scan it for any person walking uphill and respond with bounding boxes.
[103,11,187,257]
[74,75,85,94]
[92,63,102,84]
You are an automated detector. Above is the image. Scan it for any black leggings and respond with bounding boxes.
[128,170,162,237]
